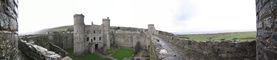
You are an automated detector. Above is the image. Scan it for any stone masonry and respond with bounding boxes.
[102,17,111,50]
[73,14,86,56]
[72,14,153,55]
[0,0,20,60]
[73,14,112,55]
[256,0,277,60]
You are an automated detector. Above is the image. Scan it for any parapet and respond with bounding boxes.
[102,17,110,21]
[148,24,155,30]
[73,14,84,18]
[148,24,154,27]
[73,14,85,25]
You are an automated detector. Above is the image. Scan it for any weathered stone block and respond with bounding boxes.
[9,18,17,31]
[257,0,277,60]
[0,32,19,60]
[0,13,10,30]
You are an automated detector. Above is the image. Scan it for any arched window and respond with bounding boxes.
[93,30,96,33]
[93,37,96,40]
[87,37,89,41]
[99,37,101,40]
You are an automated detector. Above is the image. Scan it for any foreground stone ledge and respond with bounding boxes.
[0,32,18,60]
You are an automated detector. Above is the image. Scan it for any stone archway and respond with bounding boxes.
[95,44,99,50]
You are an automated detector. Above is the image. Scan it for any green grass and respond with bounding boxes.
[66,49,111,60]
[109,48,134,60]
[178,31,256,42]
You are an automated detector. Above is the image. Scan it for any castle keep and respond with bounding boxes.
[73,14,152,56]
[73,14,111,55]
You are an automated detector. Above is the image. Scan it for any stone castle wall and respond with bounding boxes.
[113,30,148,49]
[256,0,277,60]
[49,32,73,50]
[24,25,150,50]
[167,37,255,60]
[157,31,256,60]
[0,0,20,59]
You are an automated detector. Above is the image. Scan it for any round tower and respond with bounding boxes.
[102,17,110,50]
[73,14,86,56]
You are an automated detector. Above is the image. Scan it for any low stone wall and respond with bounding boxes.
[21,31,73,50]
[20,34,50,49]
[20,34,69,58]
[156,31,256,60]
[18,40,61,60]
[48,43,68,57]
[169,38,256,60]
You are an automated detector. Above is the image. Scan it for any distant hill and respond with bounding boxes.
[35,25,146,34]
[33,25,255,42]
[177,31,256,42]
[35,25,74,34]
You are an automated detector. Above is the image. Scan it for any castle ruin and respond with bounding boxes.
[73,14,153,56]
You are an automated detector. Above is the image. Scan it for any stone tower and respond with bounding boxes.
[148,24,156,35]
[102,17,111,50]
[0,0,20,59]
[256,0,277,60]
[146,24,156,49]
[73,14,86,56]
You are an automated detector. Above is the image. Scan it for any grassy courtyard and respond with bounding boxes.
[66,49,111,60]
[109,48,134,60]
[66,48,134,60]
[178,31,256,42]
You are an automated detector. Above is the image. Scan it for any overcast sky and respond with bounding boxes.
[18,0,256,34]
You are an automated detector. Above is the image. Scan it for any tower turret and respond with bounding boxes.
[102,17,110,50]
[146,24,156,49]
[148,24,156,35]
[73,14,86,56]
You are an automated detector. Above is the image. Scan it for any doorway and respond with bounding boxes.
[95,44,98,50]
